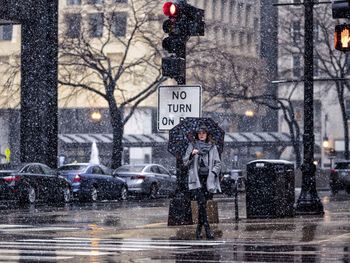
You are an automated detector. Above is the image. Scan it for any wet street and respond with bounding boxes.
[0,191,349,262]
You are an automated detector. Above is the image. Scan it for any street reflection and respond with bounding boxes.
[0,192,348,262]
[175,245,220,262]
[300,223,317,242]
[243,244,297,262]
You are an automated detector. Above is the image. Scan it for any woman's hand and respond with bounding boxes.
[192,149,199,155]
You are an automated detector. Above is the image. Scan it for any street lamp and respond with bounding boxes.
[322,135,330,149]
[245,110,254,117]
[295,0,324,215]
[90,110,102,122]
[323,114,330,149]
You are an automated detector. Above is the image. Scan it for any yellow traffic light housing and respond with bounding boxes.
[335,24,350,52]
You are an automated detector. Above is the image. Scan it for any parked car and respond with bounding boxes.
[221,169,245,196]
[113,164,177,198]
[330,160,350,194]
[58,163,128,202]
[0,163,71,204]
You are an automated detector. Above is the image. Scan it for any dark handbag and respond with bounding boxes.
[199,166,209,175]
[198,157,209,176]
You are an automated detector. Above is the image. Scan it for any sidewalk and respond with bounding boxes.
[111,190,350,262]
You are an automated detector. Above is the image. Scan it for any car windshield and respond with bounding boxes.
[58,165,88,172]
[115,165,145,173]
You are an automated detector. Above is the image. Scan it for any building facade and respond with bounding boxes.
[0,0,286,170]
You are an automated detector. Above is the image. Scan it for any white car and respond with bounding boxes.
[114,164,177,198]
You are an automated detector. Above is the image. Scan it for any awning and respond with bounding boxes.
[58,132,292,148]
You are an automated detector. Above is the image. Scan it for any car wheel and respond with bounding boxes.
[345,186,350,194]
[330,181,339,195]
[62,186,71,203]
[20,185,36,204]
[149,184,158,199]
[120,186,128,201]
[28,186,36,204]
[330,186,338,195]
[90,186,98,202]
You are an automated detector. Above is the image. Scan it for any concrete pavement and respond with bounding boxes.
[110,190,350,262]
[0,190,348,262]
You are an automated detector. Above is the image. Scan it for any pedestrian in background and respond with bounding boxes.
[183,125,222,239]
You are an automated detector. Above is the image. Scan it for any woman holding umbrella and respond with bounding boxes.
[183,125,222,240]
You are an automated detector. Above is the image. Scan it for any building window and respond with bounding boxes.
[239,32,245,46]
[87,0,104,4]
[0,25,13,41]
[291,21,301,45]
[65,14,81,38]
[346,56,350,74]
[229,0,235,24]
[245,5,251,27]
[314,21,319,42]
[314,56,320,76]
[112,12,127,37]
[247,33,252,50]
[237,3,243,24]
[292,54,301,78]
[221,0,226,21]
[88,13,104,38]
[346,99,350,119]
[67,0,81,5]
[212,0,218,19]
[223,27,228,39]
[230,30,236,45]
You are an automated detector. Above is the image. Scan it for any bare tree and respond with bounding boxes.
[58,0,167,168]
[190,46,304,165]
[0,55,21,108]
[279,4,350,160]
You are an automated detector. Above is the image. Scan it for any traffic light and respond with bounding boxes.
[334,24,350,52]
[332,0,350,19]
[161,1,205,82]
[162,1,205,37]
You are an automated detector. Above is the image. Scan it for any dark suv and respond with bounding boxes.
[330,160,350,195]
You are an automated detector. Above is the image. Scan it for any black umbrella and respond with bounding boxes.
[168,117,225,158]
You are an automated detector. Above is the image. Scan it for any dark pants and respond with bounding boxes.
[192,188,211,229]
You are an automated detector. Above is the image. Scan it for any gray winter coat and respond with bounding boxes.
[183,142,222,193]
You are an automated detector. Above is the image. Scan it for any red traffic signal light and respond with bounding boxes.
[163,2,179,17]
[335,24,350,52]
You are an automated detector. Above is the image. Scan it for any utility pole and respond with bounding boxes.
[295,0,324,215]
[0,0,58,168]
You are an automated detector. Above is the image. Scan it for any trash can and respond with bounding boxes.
[246,160,295,218]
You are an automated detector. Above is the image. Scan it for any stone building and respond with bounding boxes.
[0,0,287,170]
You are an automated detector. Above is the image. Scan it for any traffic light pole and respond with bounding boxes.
[163,0,205,225]
[168,42,193,226]
[175,43,186,85]
[295,0,324,215]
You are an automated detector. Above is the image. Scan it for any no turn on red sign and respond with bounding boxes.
[158,85,202,131]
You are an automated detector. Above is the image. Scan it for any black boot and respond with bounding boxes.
[204,224,214,240]
[196,224,203,240]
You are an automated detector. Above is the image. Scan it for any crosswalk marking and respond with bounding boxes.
[0,254,72,261]
[0,236,226,261]
[0,236,347,262]
[0,224,81,232]
[0,224,32,229]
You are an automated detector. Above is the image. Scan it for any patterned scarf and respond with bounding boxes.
[194,140,212,156]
